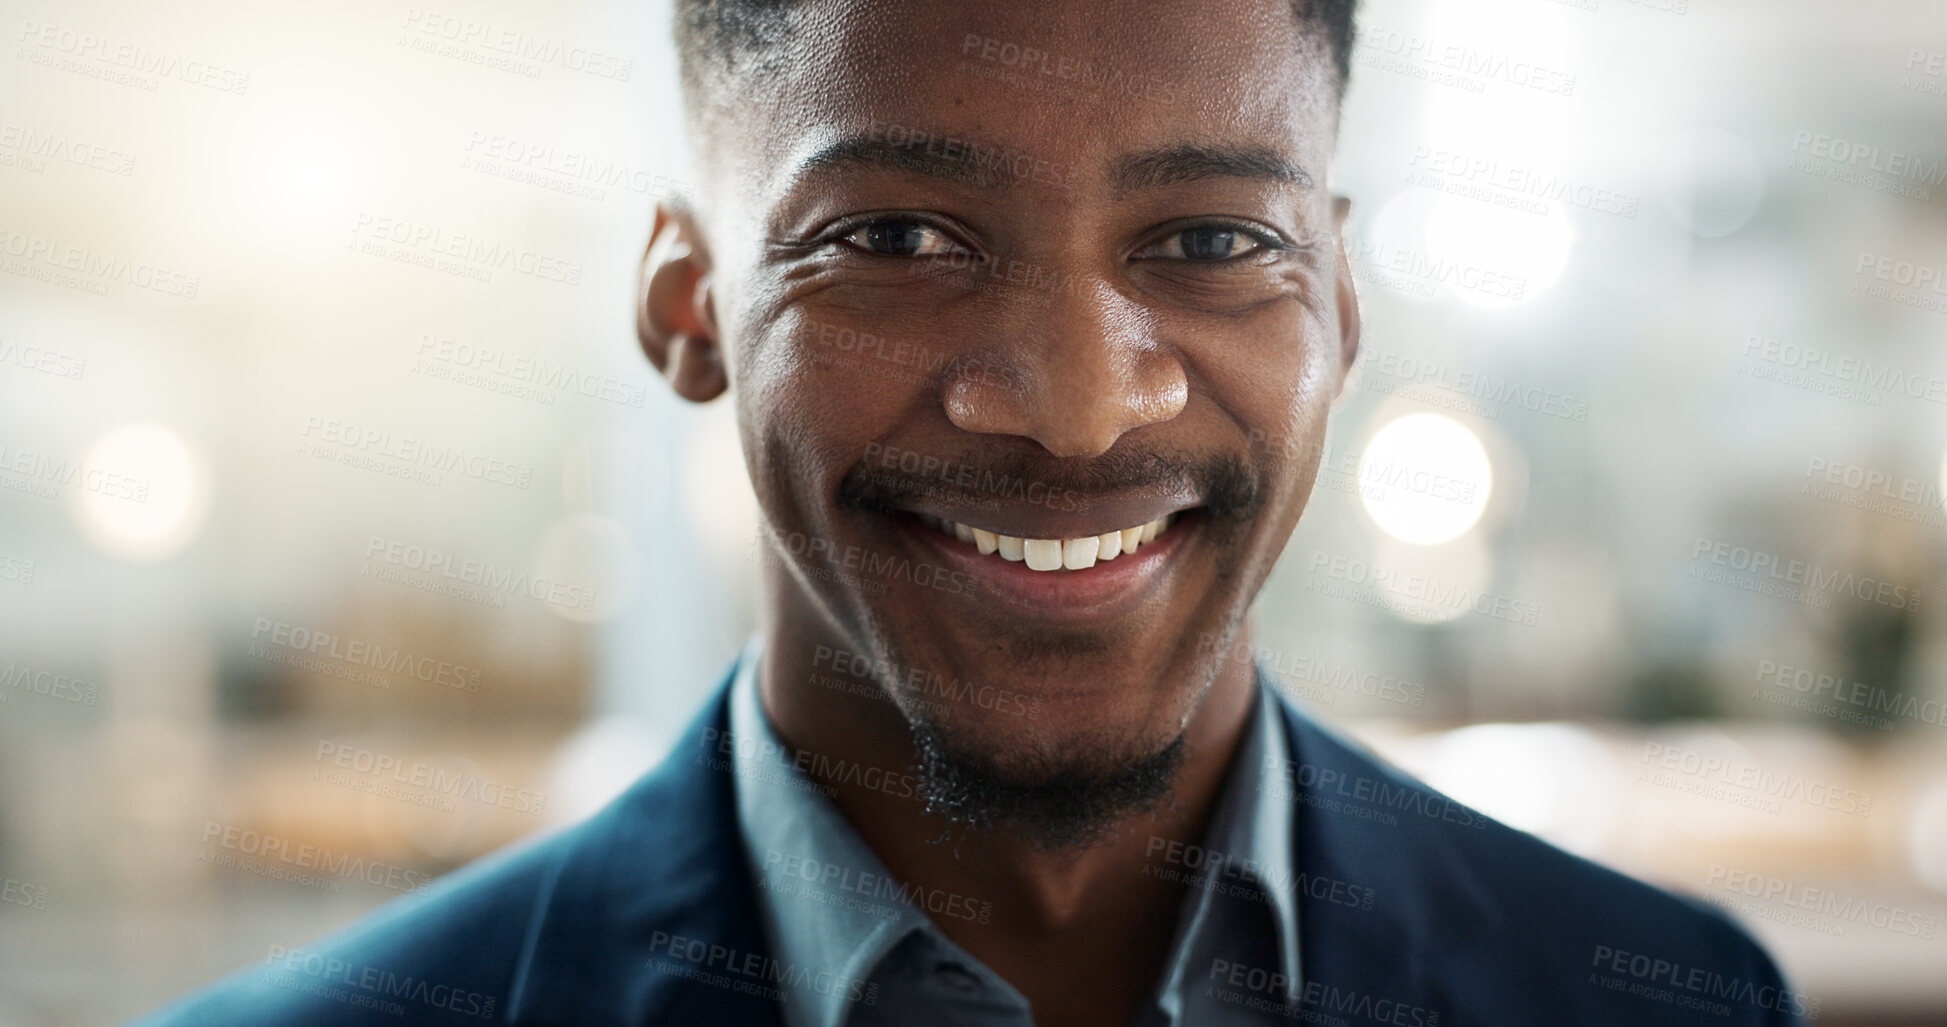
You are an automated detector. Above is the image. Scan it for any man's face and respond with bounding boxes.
[688,0,1353,818]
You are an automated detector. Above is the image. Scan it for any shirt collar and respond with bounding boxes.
[1150,678,1304,1016]
[728,640,1031,1027]
[727,638,1302,1024]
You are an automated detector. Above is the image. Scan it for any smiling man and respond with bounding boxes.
[141,0,1807,1025]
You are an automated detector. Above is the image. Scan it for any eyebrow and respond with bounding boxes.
[1112,144,1313,190]
[796,135,1016,191]
[792,133,1312,192]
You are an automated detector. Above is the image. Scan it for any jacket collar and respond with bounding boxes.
[501,660,1494,1024]
[1273,703,1498,1009]
[505,661,785,1026]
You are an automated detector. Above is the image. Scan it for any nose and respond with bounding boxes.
[941,283,1188,459]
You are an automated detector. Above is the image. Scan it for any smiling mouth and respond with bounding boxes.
[916,513,1179,572]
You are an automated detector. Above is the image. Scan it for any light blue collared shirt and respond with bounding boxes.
[726,640,1303,1027]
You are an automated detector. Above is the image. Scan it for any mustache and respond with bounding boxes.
[837,443,1263,522]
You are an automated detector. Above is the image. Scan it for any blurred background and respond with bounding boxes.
[1,0,1943,1022]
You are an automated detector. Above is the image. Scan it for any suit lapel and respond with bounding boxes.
[1276,700,1499,1013]
[506,670,785,1026]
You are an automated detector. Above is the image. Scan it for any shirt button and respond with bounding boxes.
[934,962,984,993]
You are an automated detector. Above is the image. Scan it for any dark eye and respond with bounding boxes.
[843,218,966,258]
[1182,227,1239,260]
[1136,224,1277,262]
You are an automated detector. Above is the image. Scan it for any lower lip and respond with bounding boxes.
[895,513,1194,620]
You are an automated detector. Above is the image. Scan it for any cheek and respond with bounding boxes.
[732,317,922,512]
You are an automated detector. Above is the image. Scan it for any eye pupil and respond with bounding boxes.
[1182,227,1236,260]
[865,221,926,256]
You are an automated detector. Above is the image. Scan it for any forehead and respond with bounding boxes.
[704,0,1339,197]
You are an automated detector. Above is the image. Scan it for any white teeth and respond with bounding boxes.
[1023,538,1063,571]
[924,513,1178,572]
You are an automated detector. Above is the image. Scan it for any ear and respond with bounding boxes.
[1329,194,1362,398]
[637,201,727,403]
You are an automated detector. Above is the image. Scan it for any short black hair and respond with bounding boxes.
[674,0,1359,114]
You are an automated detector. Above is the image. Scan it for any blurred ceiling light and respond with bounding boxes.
[1425,198,1576,309]
[68,422,208,560]
[1359,412,1494,545]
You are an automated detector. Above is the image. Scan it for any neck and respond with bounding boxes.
[754,606,1261,937]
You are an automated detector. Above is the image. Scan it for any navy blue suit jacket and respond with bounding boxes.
[138,665,1806,1025]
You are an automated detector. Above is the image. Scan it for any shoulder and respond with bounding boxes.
[1275,702,1811,1025]
[136,676,763,1026]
